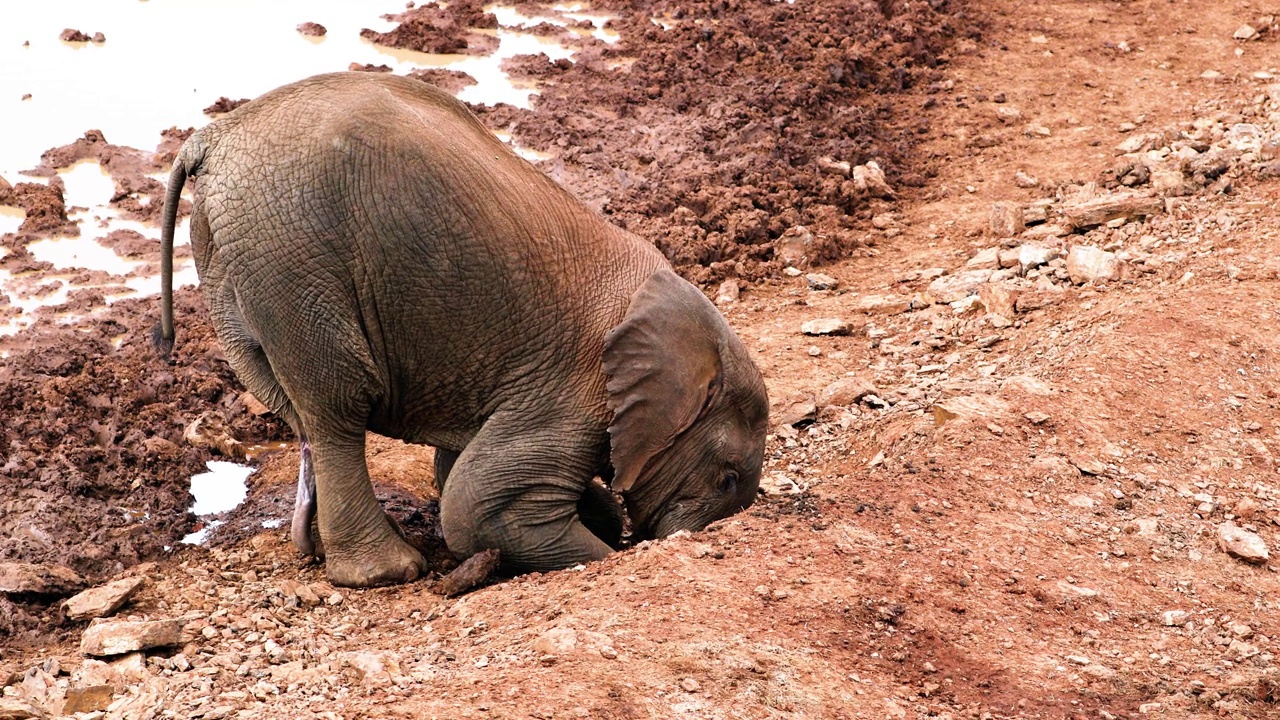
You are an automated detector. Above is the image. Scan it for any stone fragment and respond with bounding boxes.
[816,156,851,176]
[294,584,322,607]
[0,562,85,596]
[1231,497,1260,519]
[62,686,114,714]
[978,284,1019,321]
[1217,523,1269,563]
[680,677,701,693]
[240,392,271,416]
[989,202,1025,237]
[1059,191,1163,228]
[854,294,912,315]
[966,247,1001,270]
[1013,170,1039,188]
[1017,244,1059,272]
[432,548,500,597]
[345,651,400,687]
[1066,246,1121,284]
[1234,24,1258,41]
[64,577,144,621]
[80,619,184,657]
[819,376,877,408]
[715,279,740,305]
[1071,456,1107,476]
[1082,664,1117,679]
[1229,622,1254,638]
[1161,610,1190,626]
[804,273,838,291]
[928,270,992,303]
[1020,223,1070,241]
[532,627,578,656]
[1056,581,1099,598]
[800,318,852,336]
[851,161,894,198]
[0,699,43,720]
[775,226,814,269]
[998,248,1020,269]
[775,394,817,426]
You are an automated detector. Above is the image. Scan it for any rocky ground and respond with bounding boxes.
[4,0,1280,718]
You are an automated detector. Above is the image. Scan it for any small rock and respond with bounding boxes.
[854,294,912,315]
[989,202,1026,237]
[0,699,43,720]
[1066,495,1096,509]
[1232,497,1261,519]
[715,279,740,305]
[967,247,1002,270]
[1228,639,1259,659]
[1059,191,1163,228]
[776,394,817,427]
[1217,522,1270,563]
[599,646,618,660]
[801,318,852,336]
[800,273,838,291]
[1229,622,1254,638]
[432,548,501,597]
[1161,610,1190,626]
[0,562,85,596]
[297,22,328,36]
[1071,456,1107,476]
[1234,24,1258,41]
[264,639,286,664]
[679,677,701,693]
[64,577,144,621]
[1014,170,1039,188]
[532,627,578,656]
[345,650,400,687]
[817,156,851,176]
[294,584,322,607]
[1082,664,1117,679]
[1056,581,1099,597]
[819,376,877,408]
[1024,411,1051,425]
[1017,244,1060,273]
[852,161,894,198]
[928,270,993,303]
[80,619,184,657]
[775,226,814,269]
[62,685,114,714]
[978,283,1019,321]
[1066,246,1121,284]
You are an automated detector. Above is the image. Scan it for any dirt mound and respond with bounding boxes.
[465,0,985,283]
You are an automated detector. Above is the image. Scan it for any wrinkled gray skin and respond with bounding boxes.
[156,72,768,588]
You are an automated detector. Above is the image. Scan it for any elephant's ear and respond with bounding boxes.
[602,269,724,492]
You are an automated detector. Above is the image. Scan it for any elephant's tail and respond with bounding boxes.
[153,160,189,359]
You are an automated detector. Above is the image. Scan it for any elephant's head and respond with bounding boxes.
[602,269,769,540]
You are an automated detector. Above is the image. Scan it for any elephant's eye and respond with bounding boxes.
[718,470,739,493]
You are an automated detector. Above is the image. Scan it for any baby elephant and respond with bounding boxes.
[156,72,768,587]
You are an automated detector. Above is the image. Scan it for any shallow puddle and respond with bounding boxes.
[1,1,615,335]
[181,460,255,545]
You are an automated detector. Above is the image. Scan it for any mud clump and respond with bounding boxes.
[408,68,478,94]
[0,290,288,642]
[296,22,327,37]
[466,0,982,283]
[361,0,500,56]
[202,97,249,116]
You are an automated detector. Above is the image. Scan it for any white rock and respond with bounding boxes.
[1217,522,1270,563]
[854,294,912,315]
[0,562,85,596]
[1017,244,1059,273]
[801,318,852,336]
[715,279,740,305]
[1161,610,1190,626]
[989,202,1025,237]
[1066,246,1121,284]
[928,270,993,303]
[531,627,579,656]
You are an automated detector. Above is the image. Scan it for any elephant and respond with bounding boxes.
[155,72,769,588]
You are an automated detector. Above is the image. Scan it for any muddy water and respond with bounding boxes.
[0,0,609,334]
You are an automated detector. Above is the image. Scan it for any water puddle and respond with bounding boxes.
[180,460,255,545]
[1,1,618,336]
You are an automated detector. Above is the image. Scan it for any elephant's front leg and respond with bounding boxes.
[311,428,427,587]
[439,414,612,572]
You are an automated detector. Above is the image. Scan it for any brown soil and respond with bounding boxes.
[3,1,1280,718]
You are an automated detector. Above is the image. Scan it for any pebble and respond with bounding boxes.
[1216,523,1269,563]
[679,678,701,693]
[818,376,877,408]
[989,202,1026,237]
[715,278,740,305]
[1161,610,1190,626]
[800,318,852,336]
[804,273,838,291]
[1065,245,1121,284]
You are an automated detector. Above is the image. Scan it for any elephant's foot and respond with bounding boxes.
[324,534,426,588]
